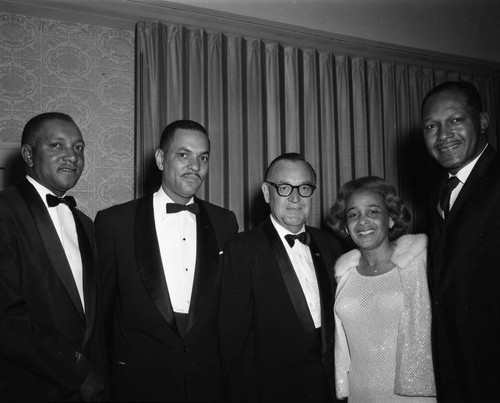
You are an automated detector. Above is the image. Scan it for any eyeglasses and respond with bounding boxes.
[266,181,316,198]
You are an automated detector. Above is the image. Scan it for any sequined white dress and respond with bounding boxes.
[334,234,436,402]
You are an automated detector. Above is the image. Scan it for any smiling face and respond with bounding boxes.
[345,190,394,252]
[262,159,315,233]
[155,128,210,204]
[22,118,85,197]
[422,89,489,174]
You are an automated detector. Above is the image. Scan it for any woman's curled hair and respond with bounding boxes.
[327,176,411,241]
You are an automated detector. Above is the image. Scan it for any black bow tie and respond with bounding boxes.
[285,232,310,247]
[46,194,77,208]
[166,203,199,215]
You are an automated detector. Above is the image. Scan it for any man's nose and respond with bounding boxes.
[188,157,200,171]
[437,124,452,140]
[289,187,301,202]
[63,147,78,161]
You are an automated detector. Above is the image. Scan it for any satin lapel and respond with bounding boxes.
[17,179,84,317]
[262,219,317,343]
[308,231,334,355]
[185,201,219,335]
[445,146,496,224]
[134,195,177,333]
[72,210,97,348]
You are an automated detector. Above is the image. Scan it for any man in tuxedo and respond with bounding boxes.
[219,152,342,402]
[0,112,106,401]
[95,119,238,401]
[422,81,500,401]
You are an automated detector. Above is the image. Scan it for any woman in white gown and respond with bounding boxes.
[328,176,436,402]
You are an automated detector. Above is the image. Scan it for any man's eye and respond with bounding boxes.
[75,145,85,151]
[178,152,187,158]
[200,155,209,162]
[451,117,463,124]
[50,142,61,148]
[347,212,358,219]
[425,123,437,130]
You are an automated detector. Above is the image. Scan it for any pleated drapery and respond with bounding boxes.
[136,21,500,232]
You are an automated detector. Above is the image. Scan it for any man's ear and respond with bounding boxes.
[479,111,490,134]
[21,144,34,167]
[154,149,164,171]
[261,182,270,204]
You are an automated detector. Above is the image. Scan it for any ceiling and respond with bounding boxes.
[161,0,500,63]
[2,0,499,64]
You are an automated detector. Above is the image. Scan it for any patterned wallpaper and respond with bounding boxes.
[0,12,135,218]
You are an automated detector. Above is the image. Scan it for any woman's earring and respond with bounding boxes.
[345,227,349,235]
[389,219,394,229]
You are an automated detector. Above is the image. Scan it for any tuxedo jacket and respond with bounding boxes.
[94,193,238,402]
[218,218,342,402]
[428,145,500,402]
[0,178,105,401]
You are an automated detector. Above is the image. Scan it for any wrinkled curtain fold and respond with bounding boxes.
[136,20,500,232]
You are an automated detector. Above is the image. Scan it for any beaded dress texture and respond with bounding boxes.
[334,234,436,402]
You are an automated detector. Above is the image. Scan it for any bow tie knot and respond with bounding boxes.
[46,194,77,208]
[166,202,199,215]
[285,232,310,247]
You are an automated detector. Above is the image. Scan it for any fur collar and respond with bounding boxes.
[334,234,427,279]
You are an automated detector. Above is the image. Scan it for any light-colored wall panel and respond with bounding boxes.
[0,12,135,218]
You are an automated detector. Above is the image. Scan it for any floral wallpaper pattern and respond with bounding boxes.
[0,12,135,218]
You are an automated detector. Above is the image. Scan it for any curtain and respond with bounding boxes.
[136,21,500,232]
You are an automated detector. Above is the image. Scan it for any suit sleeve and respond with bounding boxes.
[0,207,93,396]
[94,210,117,368]
[218,237,258,401]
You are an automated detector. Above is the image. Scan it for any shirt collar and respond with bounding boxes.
[270,214,306,239]
[26,175,65,208]
[154,186,195,206]
[452,144,488,184]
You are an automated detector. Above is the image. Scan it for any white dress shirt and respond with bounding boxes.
[26,175,85,310]
[270,215,322,328]
[153,187,197,314]
[447,144,488,214]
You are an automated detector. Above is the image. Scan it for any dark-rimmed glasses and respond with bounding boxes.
[266,181,316,197]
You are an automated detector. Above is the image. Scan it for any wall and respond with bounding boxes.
[165,0,500,64]
[0,12,134,218]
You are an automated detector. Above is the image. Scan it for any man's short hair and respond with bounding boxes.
[265,152,317,184]
[21,112,76,146]
[421,81,483,117]
[159,120,209,151]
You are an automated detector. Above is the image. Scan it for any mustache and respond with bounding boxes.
[182,172,201,180]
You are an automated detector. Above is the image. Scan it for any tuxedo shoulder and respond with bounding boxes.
[0,187,23,221]
[486,153,500,176]
[0,185,19,206]
[74,208,93,224]
[307,226,341,244]
[224,226,263,247]
[198,199,235,216]
[96,196,144,218]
